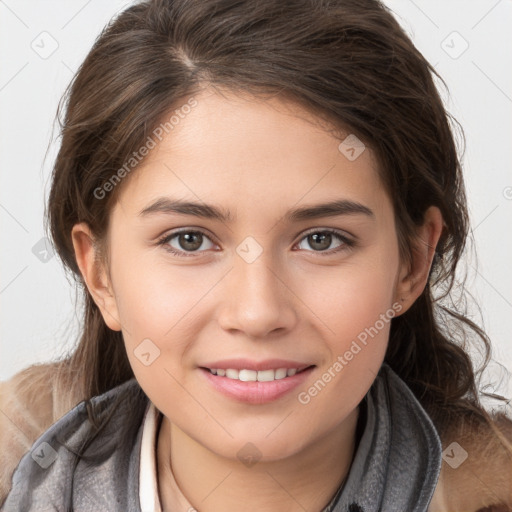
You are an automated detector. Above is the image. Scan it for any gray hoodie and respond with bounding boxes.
[1,363,441,512]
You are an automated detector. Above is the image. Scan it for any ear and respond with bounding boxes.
[71,222,122,331]
[393,206,444,314]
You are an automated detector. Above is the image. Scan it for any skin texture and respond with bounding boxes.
[72,88,443,512]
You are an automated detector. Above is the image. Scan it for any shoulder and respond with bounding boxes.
[0,363,59,501]
[429,410,512,512]
[0,373,146,511]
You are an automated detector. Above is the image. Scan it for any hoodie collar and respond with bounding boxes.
[329,363,442,512]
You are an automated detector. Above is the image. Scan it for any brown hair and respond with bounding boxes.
[42,0,509,473]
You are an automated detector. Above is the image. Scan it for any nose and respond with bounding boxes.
[217,251,298,339]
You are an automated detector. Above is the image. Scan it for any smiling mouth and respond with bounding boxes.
[200,365,315,382]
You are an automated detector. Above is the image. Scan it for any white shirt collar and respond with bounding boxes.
[139,401,163,512]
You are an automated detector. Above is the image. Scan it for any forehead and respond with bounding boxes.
[112,89,389,221]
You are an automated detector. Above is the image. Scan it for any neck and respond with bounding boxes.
[157,406,360,512]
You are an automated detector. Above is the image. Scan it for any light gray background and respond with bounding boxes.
[1,1,511,400]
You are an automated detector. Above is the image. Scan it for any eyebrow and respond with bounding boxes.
[138,197,375,223]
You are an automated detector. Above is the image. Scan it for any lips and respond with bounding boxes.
[199,358,316,404]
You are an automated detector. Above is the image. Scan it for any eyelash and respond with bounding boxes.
[156,228,356,258]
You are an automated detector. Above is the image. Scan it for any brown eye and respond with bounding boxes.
[295,229,354,255]
[158,230,216,256]
[307,232,333,251]
[177,232,204,251]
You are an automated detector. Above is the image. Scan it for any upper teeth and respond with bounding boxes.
[209,368,299,381]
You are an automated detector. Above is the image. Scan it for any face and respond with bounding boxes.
[92,88,407,461]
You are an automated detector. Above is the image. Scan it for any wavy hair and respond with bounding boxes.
[27,0,512,504]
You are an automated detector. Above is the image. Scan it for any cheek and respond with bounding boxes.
[305,259,398,344]
[111,254,226,402]
[112,253,215,341]
[295,268,397,432]
[114,261,203,410]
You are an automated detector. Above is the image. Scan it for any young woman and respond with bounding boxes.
[1,0,511,511]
